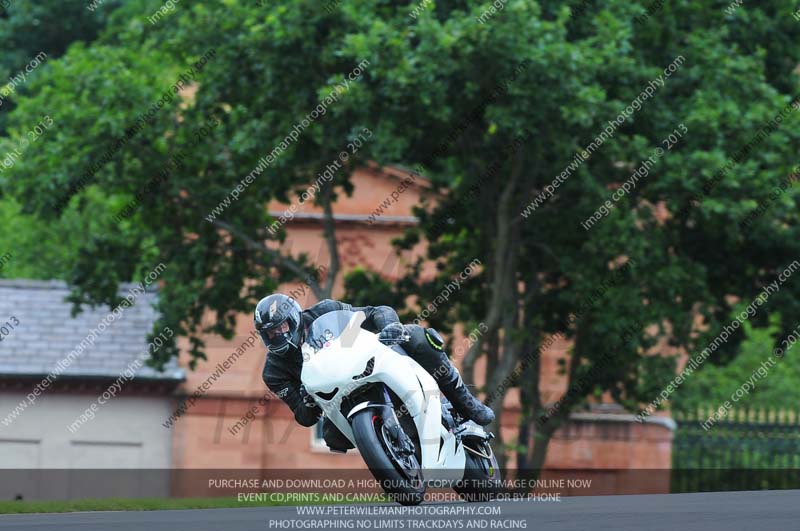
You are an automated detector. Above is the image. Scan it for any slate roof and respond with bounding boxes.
[0,279,184,381]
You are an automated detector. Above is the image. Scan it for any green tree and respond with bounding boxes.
[0,0,123,130]
[0,197,79,279]
[673,315,797,413]
[3,1,386,367]
[5,0,800,485]
[364,0,800,479]
[0,0,125,278]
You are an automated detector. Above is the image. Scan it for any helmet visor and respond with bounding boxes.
[259,319,295,354]
[264,320,290,339]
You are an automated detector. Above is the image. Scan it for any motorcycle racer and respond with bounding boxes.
[256,293,495,452]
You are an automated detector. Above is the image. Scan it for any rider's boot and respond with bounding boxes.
[437,365,495,426]
[406,325,495,426]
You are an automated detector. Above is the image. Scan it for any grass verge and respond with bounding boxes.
[0,496,286,514]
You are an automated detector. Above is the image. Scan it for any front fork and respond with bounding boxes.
[381,386,416,457]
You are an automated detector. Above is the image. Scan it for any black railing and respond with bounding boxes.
[672,407,800,492]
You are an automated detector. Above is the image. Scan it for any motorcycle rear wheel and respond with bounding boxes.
[453,439,503,502]
[351,409,426,506]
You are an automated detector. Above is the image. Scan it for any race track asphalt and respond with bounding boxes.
[0,489,797,531]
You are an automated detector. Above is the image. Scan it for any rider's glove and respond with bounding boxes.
[378,322,410,345]
[299,384,317,409]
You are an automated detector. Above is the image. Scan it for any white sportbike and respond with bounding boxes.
[301,310,502,505]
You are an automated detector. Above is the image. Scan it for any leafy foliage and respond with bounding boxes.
[673,315,797,412]
[357,0,800,472]
[0,0,123,132]
[3,1,389,367]
[3,0,800,473]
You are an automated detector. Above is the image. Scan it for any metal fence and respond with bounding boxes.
[672,407,800,492]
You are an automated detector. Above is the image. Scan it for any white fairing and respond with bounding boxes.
[301,313,466,483]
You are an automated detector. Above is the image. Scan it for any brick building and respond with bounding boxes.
[0,165,674,500]
[0,280,183,499]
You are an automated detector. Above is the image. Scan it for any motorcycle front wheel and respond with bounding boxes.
[350,409,426,506]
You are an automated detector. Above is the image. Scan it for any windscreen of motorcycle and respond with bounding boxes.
[305,309,367,353]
